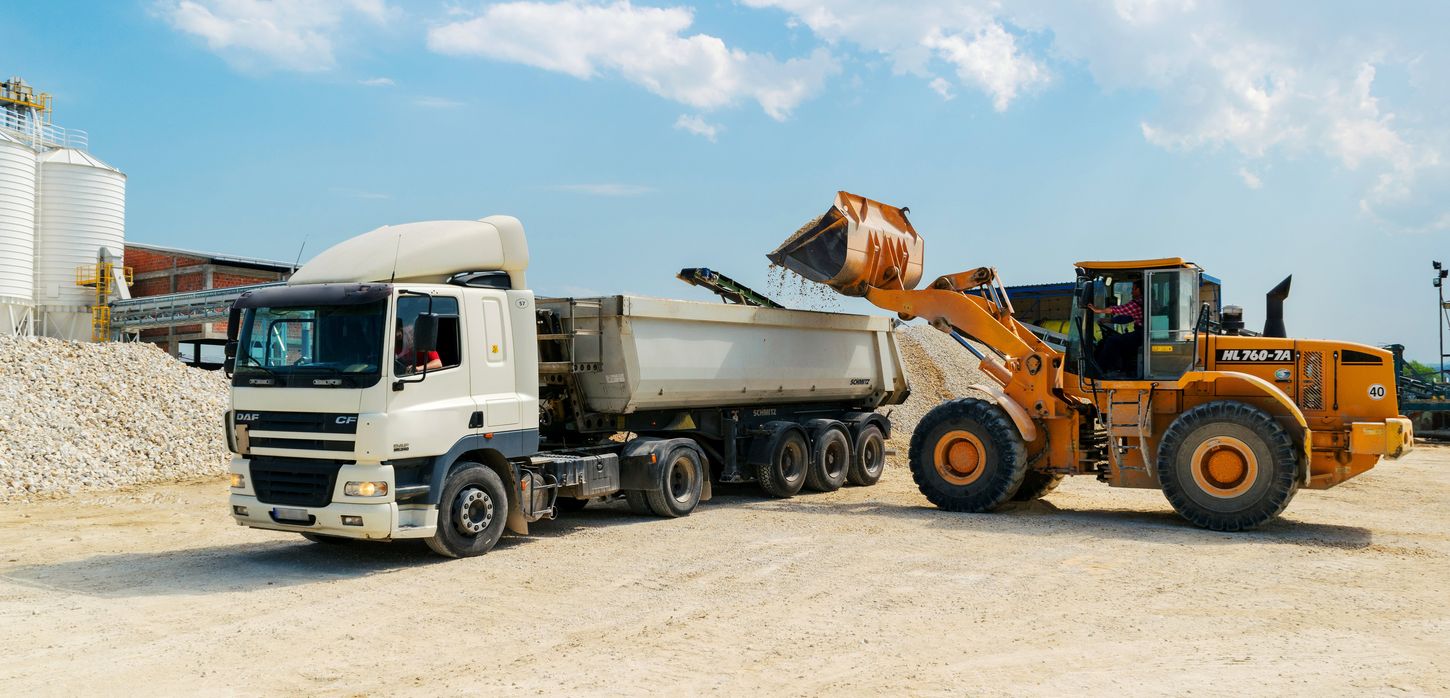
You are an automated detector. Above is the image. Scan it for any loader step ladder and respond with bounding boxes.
[537,298,605,375]
[1102,388,1155,476]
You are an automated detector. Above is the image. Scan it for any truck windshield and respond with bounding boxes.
[232,300,387,388]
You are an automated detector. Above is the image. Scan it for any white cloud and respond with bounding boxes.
[1237,167,1262,190]
[358,76,395,86]
[417,96,464,108]
[427,1,836,120]
[549,183,656,196]
[157,0,391,72]
[928,77,954,100]
[674,114,720,141]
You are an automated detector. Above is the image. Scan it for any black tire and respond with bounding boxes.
[847,425,886,486]
[908,398,1027,512]
[804,426,851,492]
[644,445,705,517]
[1156,401,1299,531]
[757,429,809,498]
[624,490,654,515]
[426,463,509,558]
[1012,470,1064,501]
[556,496,591,512]
[300,532,352,545]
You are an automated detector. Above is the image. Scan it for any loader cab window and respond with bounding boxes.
[1144,269,1199,379]
[395,295,462,375]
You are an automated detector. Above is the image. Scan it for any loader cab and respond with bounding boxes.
[1069,259,1203,382]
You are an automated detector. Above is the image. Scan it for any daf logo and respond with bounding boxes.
[235,413,261,422]
[336,416,358,425]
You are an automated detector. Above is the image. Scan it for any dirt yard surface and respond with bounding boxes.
[3,447,1448,696]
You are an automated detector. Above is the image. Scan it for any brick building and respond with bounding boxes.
[124,243,293,358]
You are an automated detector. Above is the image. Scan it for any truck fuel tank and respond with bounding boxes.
[767,191,925,296]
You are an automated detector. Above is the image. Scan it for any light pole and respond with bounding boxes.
[1436,261,1448,382]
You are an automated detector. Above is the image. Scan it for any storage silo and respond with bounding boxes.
[0,130,36,336]
[34,147,125,341]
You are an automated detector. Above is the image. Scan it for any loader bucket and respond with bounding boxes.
[767,191,925,296]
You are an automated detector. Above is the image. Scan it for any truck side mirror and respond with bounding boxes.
[414,313,439,353]
[226,306,241,341]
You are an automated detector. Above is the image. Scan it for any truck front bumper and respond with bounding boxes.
[1349,417,1414,459]
[229,494,400,539]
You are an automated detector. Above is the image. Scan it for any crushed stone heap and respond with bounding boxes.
[0,337,232,503]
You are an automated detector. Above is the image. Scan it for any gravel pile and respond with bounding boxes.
[883,324,990,457]
[0,337,231,503]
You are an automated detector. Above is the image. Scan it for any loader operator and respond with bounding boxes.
[1087,280,1143,376]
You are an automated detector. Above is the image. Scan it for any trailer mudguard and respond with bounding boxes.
[618,437,712,501]
[840,411,892,439]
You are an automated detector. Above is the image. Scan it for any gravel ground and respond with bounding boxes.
[0,337,231,503]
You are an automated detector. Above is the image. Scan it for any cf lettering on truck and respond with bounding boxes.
[224,216,909,557]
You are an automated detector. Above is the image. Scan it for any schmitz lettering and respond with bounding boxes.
[1216,348,1295,363]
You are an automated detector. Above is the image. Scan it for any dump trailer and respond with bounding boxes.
[770,191,1412,531]
[224,216,907,557]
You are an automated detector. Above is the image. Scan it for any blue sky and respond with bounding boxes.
[6,0,1450,360]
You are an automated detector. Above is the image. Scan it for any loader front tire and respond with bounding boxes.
[1156,401,1299,531]
[909,398,1027,512]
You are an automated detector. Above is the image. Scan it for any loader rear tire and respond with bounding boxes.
[847,425,886,486]
[1011,470,1064,501]
[805,425,851,492]
[757,429,809,498]
[1156,401,1299,531]
[909,398,1027,512]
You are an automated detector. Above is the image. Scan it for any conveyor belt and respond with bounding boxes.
[110,283,285,332]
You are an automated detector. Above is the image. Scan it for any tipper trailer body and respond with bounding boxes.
[225,216,908,557]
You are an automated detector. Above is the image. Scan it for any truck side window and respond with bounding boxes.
[396,296,462,372]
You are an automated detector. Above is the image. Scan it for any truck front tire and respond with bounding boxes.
[427,463,509,558]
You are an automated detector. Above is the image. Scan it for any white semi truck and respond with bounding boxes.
[225,216,910,557]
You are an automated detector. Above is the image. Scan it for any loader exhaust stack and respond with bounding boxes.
[767,191,925,296]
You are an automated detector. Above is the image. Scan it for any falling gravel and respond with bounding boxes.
[0,337,231,503]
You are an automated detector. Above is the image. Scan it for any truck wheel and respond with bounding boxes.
[1156,401,1299,531]
[908,398,1027,512]
[645,445,705,517]
[1011,470,1064,501]
[757,429,809,498]
[847,425,886,486]
[805,426,851,492]
[426,463,509,558]
[300,533,352,545]
[624,490,654,515]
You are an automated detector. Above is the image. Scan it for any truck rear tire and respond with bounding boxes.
[847,425,886,486]
[1156,401,1299,531]
[805,425,851,492]
[426,463,509,558]
[644,445,705,517]
[909,398,1027,512]
[757,429,809,498]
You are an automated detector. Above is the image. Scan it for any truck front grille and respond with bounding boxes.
[249,459,343,507]
[250,437,354,453]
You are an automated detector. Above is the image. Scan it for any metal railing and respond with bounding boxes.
[0,110,88,150]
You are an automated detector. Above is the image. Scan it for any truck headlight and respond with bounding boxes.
[345,481,388,497]
[230,473,246,489]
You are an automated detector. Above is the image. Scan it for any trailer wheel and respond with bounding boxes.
[645,445,705,517]
[847,425,886,486]
[1011,471,1064,501]
[757,429,809,498]
[805,426,851,492]
[426,463,509,558]
[1156,401,1299,531]
[909,398,1027,512]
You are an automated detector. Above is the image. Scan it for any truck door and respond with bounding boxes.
[468,290,522,431]
[386,292,478,457]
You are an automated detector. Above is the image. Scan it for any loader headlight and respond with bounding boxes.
[345,481,388,497]
[230,473,246,489]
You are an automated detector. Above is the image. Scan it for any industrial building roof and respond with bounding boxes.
[125,242,296,273]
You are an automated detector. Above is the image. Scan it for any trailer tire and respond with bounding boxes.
[847,425,886,486]
[624,490,654,515]
[426,463,509,558]
[805,425,851,492]
[644,445,705,517]
[757,429,809,498]
[1011,471,1064,501]
[1156,401,1299,531]
[909,398,1027,513]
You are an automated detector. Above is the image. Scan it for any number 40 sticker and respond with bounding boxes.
[1368,384,1387,400]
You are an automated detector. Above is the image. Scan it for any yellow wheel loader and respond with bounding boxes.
[770,192,1413,530]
